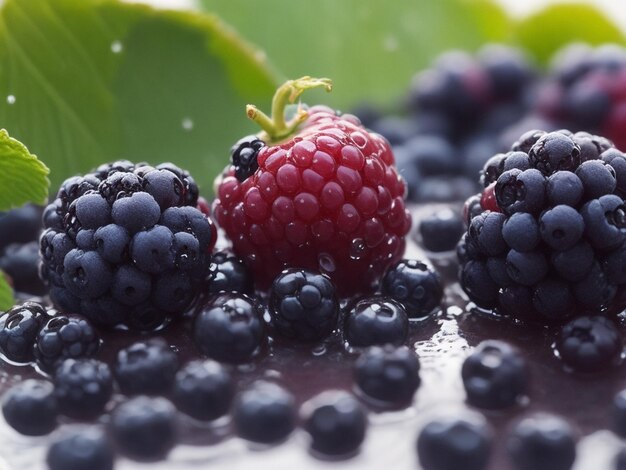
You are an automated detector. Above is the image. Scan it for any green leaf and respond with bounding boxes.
[0,0,278,192]
[0,274,13,312]
[513,3,626,64]
[200,0,510,110]
[0,128,49,210]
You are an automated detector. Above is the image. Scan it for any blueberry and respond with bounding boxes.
[539,205,584,251]
[233,381,296,444]
[419,209,465,252]
[344,296,408,347]
[417,414,491,470]
[495,169,546,215]
[302,391,367,457]
[506,250,548,286]
[381,259,443,317]
[468,212,507,257]
[528,132,581,175]
[581,195,626,251]
[502,212,540,252]
[507,414,576,470]
[371,116,420,146]
[172,360,234,421]
[47,427,114,470]
[111,396,177,461]
[354,345,420,405]
[0,204,43,250]
[532,278,574,320]
[460,260,499,308]
[230,135,265,182]
[556,315,622,373]
[575,160,617,200]
[54,358,113,419]
[34,315,100,373]
[0,241,46,295]
[0,302,49,362]
[207,251,254,295]
[114,338,179,395]
[2,379,57,436]
[269,268,339,341]
[462,340,528,409]
[193,293,265,363]
[546,171,584,207]
[111,192,161,234]
[551,241,595,282]
[402,135,457,177]
[612,389,626,437]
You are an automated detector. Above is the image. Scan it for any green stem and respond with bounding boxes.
[247,76,332,144]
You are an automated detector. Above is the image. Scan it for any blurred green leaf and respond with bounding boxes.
[514,3,626,64]
[200,0,510,110]
[0,0,278,192]
[0,129,49,210]
[0,275,13,311]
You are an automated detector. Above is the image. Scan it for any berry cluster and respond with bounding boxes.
[459,129,626,322]
[40,160,216,330]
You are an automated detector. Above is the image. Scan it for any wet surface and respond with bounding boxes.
[1,202,626,469]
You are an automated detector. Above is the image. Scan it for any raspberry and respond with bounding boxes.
[268,268,339,341]
[0,301,49,362]
[34,315,100,373]
[459,130,626,322]
[40,160,216,330]
[381,259,443,317]
[47,428,114,470]
[2,379,58,436]
[213,77,410,296]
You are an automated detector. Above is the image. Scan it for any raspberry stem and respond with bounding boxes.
[246,76,332,144]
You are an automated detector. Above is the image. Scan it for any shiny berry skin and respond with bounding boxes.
[111,396,177,461]
[354,345,420,406]
[2,379,58,436]
[207,250,254,295]
[419,209,464,252]
[54,358,113,419]
[269,268,339,341]
[233,381,296,444]
[417,414,492,470]
[507,414,577,470]
[172,360,234,421]
[193,293,265,363]
[555,315,622,373]
[0,241,46,295]
[231,135,265,182]
[462,340,528,409]
[47,427,114,470]
[213,105,410,296]
[302,391,367,456]
[0,302,49,362]
[612,389,626,437]
[113,338,179,396]
[381,259,443,317]
[34,315,99,373]
[344,296,408,347]
[40,160,214,330]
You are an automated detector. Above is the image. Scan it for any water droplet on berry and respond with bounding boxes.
[349,238,367,260]
[181,118,194,131]
[6,95,15,105]
[318,253,336,273]
[111,41,123,54]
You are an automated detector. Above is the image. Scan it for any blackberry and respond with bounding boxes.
[34,315,100,373]
[111,396,177,461]
[461,340,528,409]
[0,302,49,362]
[460,130,626,322]
[233,381,296,444]
[40,161,214,330]
[207,250,253,295]
[555,315,622,373]
[114,338,179,396]
[354,345,420,406]
[269,268,339,341]
[418,209,465,252]
[381,259,443,317]
[172,360,234,421]
[0,241,46,295]
[54,359,113,419]
[507,414,577,470]
[193,293,265,363]
[344,296,408,347]
[302,391,367,457]
[47,427,114,470]
[230,135,265,182]
[417,414,492,470]
[2,379,58,436]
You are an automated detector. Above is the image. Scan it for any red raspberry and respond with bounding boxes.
[213,77,411,295]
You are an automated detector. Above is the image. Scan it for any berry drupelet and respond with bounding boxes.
[212,77,411,296]
[40,160,215,330]
[0,301,49,362]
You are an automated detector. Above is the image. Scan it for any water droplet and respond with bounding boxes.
[318,253,336,273]
[349,238,366,260]
[181,117,194,131]
[111,41,123,54]
[6,95,15,105]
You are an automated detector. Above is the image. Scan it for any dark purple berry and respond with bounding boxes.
[344,296,408,347]
[54,358,113,419]
[0,302,49,362]
[231,135,265,182]
[207,250,253,295]
[47,427,114,470]
[381,259,443,317]
[2,379,57,436]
